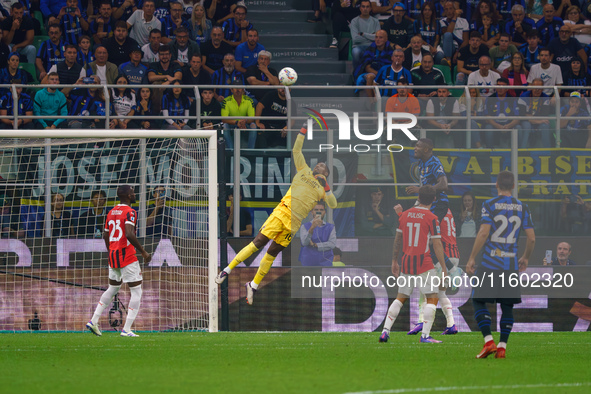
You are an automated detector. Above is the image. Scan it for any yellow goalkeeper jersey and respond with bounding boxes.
[274,133,337,231]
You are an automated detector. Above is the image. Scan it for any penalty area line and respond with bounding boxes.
[344,382,591,394]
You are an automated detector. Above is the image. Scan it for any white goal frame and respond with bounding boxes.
[0,129,219,333]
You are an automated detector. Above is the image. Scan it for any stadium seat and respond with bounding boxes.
[19,63,38,84]
[33,11,47,35]
[434,64,452,86]
[33,36,49,52]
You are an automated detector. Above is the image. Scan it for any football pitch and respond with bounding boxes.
[1,332,590,394]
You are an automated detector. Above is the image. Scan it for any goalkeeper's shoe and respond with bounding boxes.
[407,322,423,335]
[215,271,228,285]
[476,340,497,359]
[120,330,139,337]
[86,321,101,337]
[378,331,389,343]
[245,282,257,305]
[495,347,506,359]
[420,336,442,343]
[441,324,458,335]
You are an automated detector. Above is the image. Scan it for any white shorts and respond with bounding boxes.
[109,261,142,283]
[397,268,439,297]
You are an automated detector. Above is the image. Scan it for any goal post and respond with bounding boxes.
[0,130,218,333]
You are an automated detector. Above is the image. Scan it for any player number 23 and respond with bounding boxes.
[491,214,521,244]
[108,219,123,242]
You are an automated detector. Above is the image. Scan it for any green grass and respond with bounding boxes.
[1,332,590,394]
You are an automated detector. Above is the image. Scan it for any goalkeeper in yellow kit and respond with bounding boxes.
[215,125,338,304]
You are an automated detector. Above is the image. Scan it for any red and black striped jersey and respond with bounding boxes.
[397,206,441,275]
[105,204,137,268]
[440,209,460,259]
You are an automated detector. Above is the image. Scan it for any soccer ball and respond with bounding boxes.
[278,67,298,86]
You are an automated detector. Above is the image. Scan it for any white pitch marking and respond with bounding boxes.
[344,382,591,394]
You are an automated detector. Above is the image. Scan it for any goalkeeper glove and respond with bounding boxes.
[314,174,331,192]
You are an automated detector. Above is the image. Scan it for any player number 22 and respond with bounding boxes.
[491,214,521,244]
[108,219,123,242]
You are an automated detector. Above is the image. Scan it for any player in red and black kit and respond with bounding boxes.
[379,185,449,344]
[86,185,151,337]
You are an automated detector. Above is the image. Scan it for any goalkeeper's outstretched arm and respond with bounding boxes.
[315,174,337,209]
[293,126,308,172]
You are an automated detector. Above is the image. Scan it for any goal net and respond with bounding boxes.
[0,131,218,333]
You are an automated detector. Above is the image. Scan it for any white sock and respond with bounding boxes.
[123,285,142,332]
[438,290,454,327]
[383,299,403,332]
[223,267,232,274]
[498,341,507,349]
[91,285,120,324]
[484,335,494,343]
[418,293,425,323]
[421,303,436,338]
[250,281,259,290]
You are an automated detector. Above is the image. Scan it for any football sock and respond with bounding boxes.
[91,284,120,324]
[430,246,454,270]
[499,303,515,344]
[252,253,275,286]
[438,290,455,327]
[418,293,425,322]
[498,342,507,349]
[227,242,259,272]
[421,303,437,338]
[383,299,403,332]
[123,284,142,332]
[473,300,492,338]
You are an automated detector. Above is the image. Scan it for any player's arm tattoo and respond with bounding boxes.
[392,232,402,261]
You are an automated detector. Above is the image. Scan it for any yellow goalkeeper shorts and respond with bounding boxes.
[260,211,293,247]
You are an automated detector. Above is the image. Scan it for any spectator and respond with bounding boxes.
[205,0,238,25]
[477,13,501,48]
[501,52,529,96]
[112,0,137,22]
[199,87,221,130]
[369,0,395,21]
[234,28,264,73]
[543,242,576,265]
[86,45,118,85]
[0,197,24,238]
[222,4,252,48]
[518,78,552,147]
[127,0,161,47]
[49,193,72,238]
[77,190,108,238]
[519,29,542,70]
[489,33,517,73]
[245,50,278,102]
[559,91,591,148]
[146,185,171,237]
[221,80,256,149]
[169,26,200,66]
[58,0,89,46]
[382,2,413,50]
[413,2,444,64]
[483,77,522,148]
[355,187,397,236]
[226,190,252,237]
[90,1,116,45]
[456,190,480,237]
[136,87,157,129]
[298,201,337,266]
[201,26,234,75]
[470,0,501,32]
[102,20,141,67]
[67,75,105,128]
[425,87,461,148]
[405,0,426,21]
[329,0,361,49]
[307,0,329,23]
[35,24,67,81]
[0,53,33,92]
[438,0,469,64]
[111,74,138,129]
[160,1,191,44]
[212,53,244,101]
[255,87,288,149]
[564,6,591,46]
[353,30,392,91]
[77,35,95,67]
[33,72,67,129]
[403,34,429,70]
[44,44,86,98]
[467,55,500,97]
[0,79,34,129]
[2,3,36,64]
[548,25,587,79]
[119,48,149,86]
[190,4,212,45]
[535,3,563,47]
[182,53,212,96]
[410,53,446,97]
[350,0,379,68]
[527,48,563,95]
[384,78,420,141]
[41,0,67,19]
[563,57,591,97]
[0,30,10,70]
[505,4,535,47]
[147,44,183,85]
[456,31,490,85]
[142,29,162,64]
[373,49,412,97]
[162,80,191,130]
[458,87,484,147]
[332,247,345,266]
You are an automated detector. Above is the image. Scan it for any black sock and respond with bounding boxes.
[473,300,492,338]
[500,303,515,344]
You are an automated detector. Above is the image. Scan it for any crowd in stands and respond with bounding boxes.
[0,0,289,149]
[337,0,591,148]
